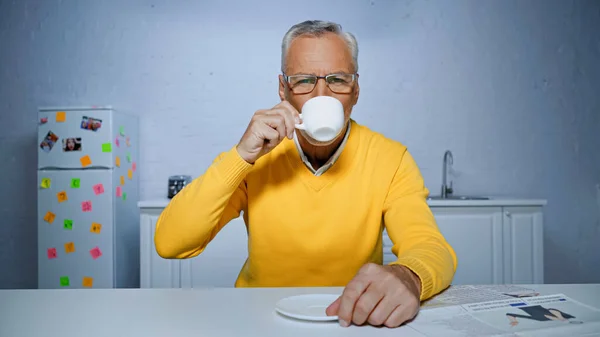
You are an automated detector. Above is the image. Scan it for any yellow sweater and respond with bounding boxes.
[154,120,457,300]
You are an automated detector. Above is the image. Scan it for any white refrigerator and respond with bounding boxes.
[37,106,140,289]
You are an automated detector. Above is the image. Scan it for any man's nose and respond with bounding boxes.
[314,77,331,96]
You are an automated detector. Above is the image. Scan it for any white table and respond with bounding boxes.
[1,284,599,337]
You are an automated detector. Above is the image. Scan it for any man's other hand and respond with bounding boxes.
[325,263,422,328]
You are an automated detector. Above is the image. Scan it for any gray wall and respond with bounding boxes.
[0,0,599,288]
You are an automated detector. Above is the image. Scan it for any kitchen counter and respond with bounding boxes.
[0,284,598,337]
[139,197,547,208]
[426,197,547,207]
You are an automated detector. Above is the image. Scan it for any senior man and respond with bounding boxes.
[155,20,457,328]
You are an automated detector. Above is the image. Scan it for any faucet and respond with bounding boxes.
[441,150,454,198]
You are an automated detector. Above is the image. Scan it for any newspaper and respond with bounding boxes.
[421,285,545,308]
[408,292,600,337]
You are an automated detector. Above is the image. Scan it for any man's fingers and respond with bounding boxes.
[367,295,397,326]
[253,109,269,116]
[263,109,293,138]
[331,263,422,329]
[325,296,341,316]
[275,102,301,138]
[277,100,301,120]
[254,121,281,147]
[238,104,298,163]
[336,278,370,327]
[266,104,299,137]
[381,305,404,328]
[352,285,384,326]
[257,116,286,141]
[383,303,419,328]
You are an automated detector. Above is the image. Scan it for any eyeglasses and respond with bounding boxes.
[283,73,357,94]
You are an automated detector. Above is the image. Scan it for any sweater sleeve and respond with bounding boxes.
[154,146,253,259]
[382,148,457,301]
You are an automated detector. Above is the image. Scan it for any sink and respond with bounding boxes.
[433,150,491,201]
[427,195,490,200]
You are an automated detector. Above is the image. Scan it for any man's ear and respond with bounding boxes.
[352,75,360,106]
[279,75,286,101]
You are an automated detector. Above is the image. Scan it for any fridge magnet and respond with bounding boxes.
[47,248,57,259]
[80,116,102,131]
[127,169,133,180]
[82,277,94,288]
[115,137,120,147]
[120,176,125,185]
[59,276,70,287]
[115,156,121,167]
[90,222,102,234]
[89,246,102,260]
[62,137,82,152]
[70,178,81,188]
[101,143,112,153]
[56,111,66,122]
[40,117,48,124]
[64,242,75,254]
[122,192,127,201]
[132,162,136,172]
[56,191,68,203]
[126,137,130,147]
[43,211,56,224]
[119,126,125,136]
[63,219,73,230]
[81,200,92,212]
[39,130,59,153]
[126,153,131,162]
[40,178,51,189]
[80,155,92,167]
[116,186,122,197]
[92,183,104,195]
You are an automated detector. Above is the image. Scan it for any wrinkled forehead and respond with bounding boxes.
[284,33,354,75]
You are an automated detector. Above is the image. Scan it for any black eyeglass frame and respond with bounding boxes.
[282,72,358,94]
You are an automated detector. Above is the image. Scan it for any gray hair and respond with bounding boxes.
[281,20,359,73]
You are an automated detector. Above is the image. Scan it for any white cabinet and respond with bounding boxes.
[139,199,545,288]
[501,207,544,284]
[428,207,505,285]
[139,201,248,289]
[139,209,181,288]
[381,204,545,286]
[179,218,248,288]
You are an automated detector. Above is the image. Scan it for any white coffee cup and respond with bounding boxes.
[295,96,345,142]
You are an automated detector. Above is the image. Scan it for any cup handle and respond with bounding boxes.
[294,113,305,130]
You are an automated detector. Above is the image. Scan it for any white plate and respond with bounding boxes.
[275,294,340,321]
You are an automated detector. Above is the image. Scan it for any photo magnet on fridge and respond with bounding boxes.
[40,131,59,153]
[80,116,102,131]
[62,137,82,152]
